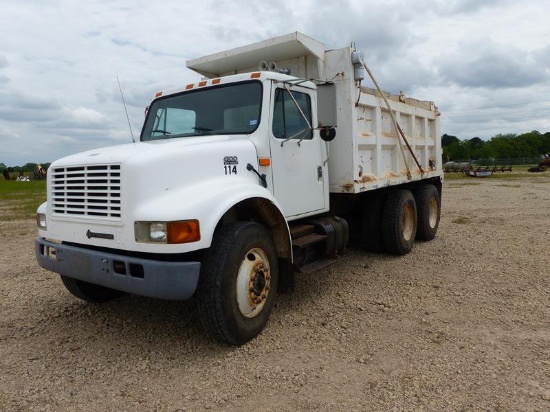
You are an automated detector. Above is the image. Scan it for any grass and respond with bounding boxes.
[452,216,471,224]
[0,180,47,221]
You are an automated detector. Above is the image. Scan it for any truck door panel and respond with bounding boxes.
[269,85,327,218]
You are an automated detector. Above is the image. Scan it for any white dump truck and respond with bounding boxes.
[36,32,442,344]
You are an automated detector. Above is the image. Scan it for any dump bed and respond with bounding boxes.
[187,32,442,195]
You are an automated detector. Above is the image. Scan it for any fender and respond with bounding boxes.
[133,175,290,254]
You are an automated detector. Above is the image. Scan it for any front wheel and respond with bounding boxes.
[197,222,279,345]
[60,275,125,302]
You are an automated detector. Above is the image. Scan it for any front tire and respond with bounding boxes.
[197,222,279,345]
[60,275,125,302]
[382,190,417,255]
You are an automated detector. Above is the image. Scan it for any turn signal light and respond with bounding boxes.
[167,220,201,244]
[258,158,271,166]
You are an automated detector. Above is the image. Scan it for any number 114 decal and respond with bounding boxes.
[224,165,237,175]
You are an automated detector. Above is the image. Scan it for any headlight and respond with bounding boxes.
[36,202,48,230]
[149,222,167,242]
[36,213,47,229]
[135,220,200,244]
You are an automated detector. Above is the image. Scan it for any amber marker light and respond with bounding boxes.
[212,78,221,84]
[155,91,163,98]
[250,72,261,78]
[167,220,201,244]
[258,158,271,167]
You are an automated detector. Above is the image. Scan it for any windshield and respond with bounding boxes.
[141,81,262,141]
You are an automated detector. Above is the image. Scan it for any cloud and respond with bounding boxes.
[0,56,8,69]
[430,0,515,15]
[534,45,550,69]
[69,107,105,124]
[439,43,547,89]
[0,91,62,122]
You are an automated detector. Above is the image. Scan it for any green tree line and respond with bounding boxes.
[0,162,51,173]
[442,130,550,162]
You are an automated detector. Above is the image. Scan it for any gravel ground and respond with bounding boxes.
[1,175,550,411]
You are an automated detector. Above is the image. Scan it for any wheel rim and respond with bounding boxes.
[401,203,415,241]
[428,196,439,228]
[236,248,271,318]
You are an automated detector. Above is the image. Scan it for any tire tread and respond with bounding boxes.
[197,221,278,345]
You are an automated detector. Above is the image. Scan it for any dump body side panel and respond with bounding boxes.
[324,48,442,194]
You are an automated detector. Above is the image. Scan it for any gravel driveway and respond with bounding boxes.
[1,176,550,411]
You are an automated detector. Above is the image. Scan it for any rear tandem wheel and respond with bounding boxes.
[414,184,441,241]
[382,189,417,255]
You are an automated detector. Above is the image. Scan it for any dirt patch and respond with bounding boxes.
[1,176,550,411]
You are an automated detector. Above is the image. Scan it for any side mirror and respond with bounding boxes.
[317,83,337,141]
[320,127,336,141]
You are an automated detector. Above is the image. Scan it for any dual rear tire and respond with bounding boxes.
[414,184,441,241]
[382,189,417,255]
[362,184,440,255]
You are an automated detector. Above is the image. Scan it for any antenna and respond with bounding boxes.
[116,76,135,143]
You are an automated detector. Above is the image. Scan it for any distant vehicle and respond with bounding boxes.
[466,169,493,177]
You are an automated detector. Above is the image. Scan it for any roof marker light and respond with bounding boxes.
[212,78,221,85]
[155,91,163,98]
[251,72,261,79]
[199,81,207,87]
[186,84,194,90]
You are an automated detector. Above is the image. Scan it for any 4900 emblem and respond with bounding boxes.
[223,156,238,165]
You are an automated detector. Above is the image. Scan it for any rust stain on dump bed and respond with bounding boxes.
[341,183,354,192]
[382,171,399,179]
[357,174,377,183]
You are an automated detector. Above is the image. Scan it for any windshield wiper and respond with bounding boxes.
[152,129,171,135]
[192,126,213,133]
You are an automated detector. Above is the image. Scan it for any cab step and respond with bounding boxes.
[298,257,338,274]
[292,233,327,249]
[289,224,315,239]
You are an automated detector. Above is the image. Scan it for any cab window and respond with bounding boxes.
[272,88,312,140]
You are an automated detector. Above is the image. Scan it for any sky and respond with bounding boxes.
[1,0,549,166]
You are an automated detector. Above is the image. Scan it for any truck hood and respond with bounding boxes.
[51,135,239,167]
[44,134,263,252]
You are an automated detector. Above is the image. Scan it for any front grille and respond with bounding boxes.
[51,164,122,220]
